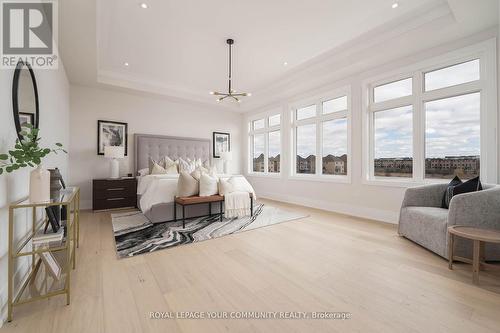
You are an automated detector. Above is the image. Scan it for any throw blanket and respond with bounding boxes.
[225,191,251,218]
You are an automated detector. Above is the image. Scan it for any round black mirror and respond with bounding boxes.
[12,60,39,142]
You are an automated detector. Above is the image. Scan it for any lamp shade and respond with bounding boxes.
[104,146,124,159]
[220,151,232,161]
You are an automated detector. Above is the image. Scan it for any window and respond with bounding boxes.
[249,111,281,175]
[296,124,316,174]
[424,59,479,91]
[374,78,412,103]
[425,93,480,179]
[365,43,494,183]
[374,106,413,177]
[296,105,316,120]
[292,91,350,179]
[268,130,280,173]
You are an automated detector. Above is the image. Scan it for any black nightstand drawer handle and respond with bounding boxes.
[107,188,125,191]
[107,197,125,201]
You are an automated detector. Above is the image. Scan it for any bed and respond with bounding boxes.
[135,133,254,223]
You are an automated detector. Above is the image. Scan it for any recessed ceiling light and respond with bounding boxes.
[392,3,399,9]
[140,3,148,9]
[124,62,129,67]
[283,62,288,66]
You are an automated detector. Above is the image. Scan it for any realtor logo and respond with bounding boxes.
[1,1,58,69]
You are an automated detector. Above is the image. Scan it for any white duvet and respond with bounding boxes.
[137,173,256,213]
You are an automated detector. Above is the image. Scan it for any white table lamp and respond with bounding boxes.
[220,151,232,174]
[104,146,124,179]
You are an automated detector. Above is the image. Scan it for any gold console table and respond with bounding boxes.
[7,187,80,322]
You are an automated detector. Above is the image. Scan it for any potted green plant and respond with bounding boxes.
[0,124,67,202]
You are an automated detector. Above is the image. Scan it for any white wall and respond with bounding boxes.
[244,30,499,224]
[0,65,70,323]
[69,85,244,209]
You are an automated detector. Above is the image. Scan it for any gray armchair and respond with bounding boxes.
[398,183,500,260]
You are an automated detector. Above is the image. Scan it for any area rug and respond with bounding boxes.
[111,203,307,258]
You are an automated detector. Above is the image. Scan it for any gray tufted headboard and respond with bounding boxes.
[134,134,211,174]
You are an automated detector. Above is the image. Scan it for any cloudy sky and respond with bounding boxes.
[256,59,480,161]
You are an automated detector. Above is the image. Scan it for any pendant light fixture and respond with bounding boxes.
[210,39,251,103]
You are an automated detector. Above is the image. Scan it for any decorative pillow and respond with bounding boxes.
[202,160,210,169]
[177,171,199,197]
[190,166,209,181]
[165,164,178,174]
[442,176,482,209]
[151,162,168,175]
[199,174,218,197]
[452,176,482,197]
[218,179,234,196]
[178,157,196,173]
[164,156,176,168]
[208,165,218,177]
[137,168,149,177]
[442,176,462,209]
[149,157,164,173]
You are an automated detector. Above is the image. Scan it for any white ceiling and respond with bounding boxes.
[59,0,498,112]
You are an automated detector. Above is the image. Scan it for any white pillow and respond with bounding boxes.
[218,179,234,196]
[164,156,176,168]
[149,157,164,173]
[137,168,149,176]
[178,157,196,173]
[208,165,218,177]
[151,162,168,175]
[199,173,218,197]
[165,164,178,174]
[177,171,199,197]
[190,166,208,181]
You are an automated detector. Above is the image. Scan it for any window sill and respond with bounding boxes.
[288,174,351,184]
[362,177,450,188]
[246,173,282,179]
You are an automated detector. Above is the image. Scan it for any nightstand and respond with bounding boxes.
[92,178,137,211]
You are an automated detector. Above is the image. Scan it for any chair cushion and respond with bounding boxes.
[399,206,449,257]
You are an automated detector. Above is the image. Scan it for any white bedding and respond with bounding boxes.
[137,173,256,213]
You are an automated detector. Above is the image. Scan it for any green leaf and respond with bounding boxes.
[5,166,12,173]
[62,149,67,154]
[0,168,3,175]
[0,154,8,160]
[55,143,62,147]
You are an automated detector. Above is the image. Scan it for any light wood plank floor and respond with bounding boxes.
[3,199,500,332]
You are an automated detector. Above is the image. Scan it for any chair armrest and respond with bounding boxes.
[448,187,500,230]
[401,183,447,208]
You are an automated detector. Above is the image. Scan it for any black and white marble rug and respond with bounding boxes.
[111,204,307,258]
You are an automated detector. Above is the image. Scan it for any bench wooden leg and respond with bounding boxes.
[220,201,223,221]
[250,195,253,217]
[209,202,212,217]
[173,201,176,221]
[182,205,185,229]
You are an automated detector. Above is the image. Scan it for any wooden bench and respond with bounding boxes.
[174,193,253,228]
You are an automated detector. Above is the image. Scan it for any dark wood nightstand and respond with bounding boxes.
[92,178,137,211]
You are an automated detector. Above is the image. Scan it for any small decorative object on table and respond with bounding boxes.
[0,124,67,202]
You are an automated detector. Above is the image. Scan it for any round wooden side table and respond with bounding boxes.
[447,225,500,284]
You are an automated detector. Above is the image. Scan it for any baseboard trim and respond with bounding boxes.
[258,191,399,224]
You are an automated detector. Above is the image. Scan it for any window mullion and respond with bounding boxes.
[413,72,424,182]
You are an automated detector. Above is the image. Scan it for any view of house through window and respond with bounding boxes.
[293,94,349,177]
[368,57,482,180]
[249,113,281,174]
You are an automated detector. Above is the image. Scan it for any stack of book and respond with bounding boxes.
[33,228,64,246]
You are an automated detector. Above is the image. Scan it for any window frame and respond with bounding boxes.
[247,109,282,177]
[362,39,497,186]
[290,87,351,183]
